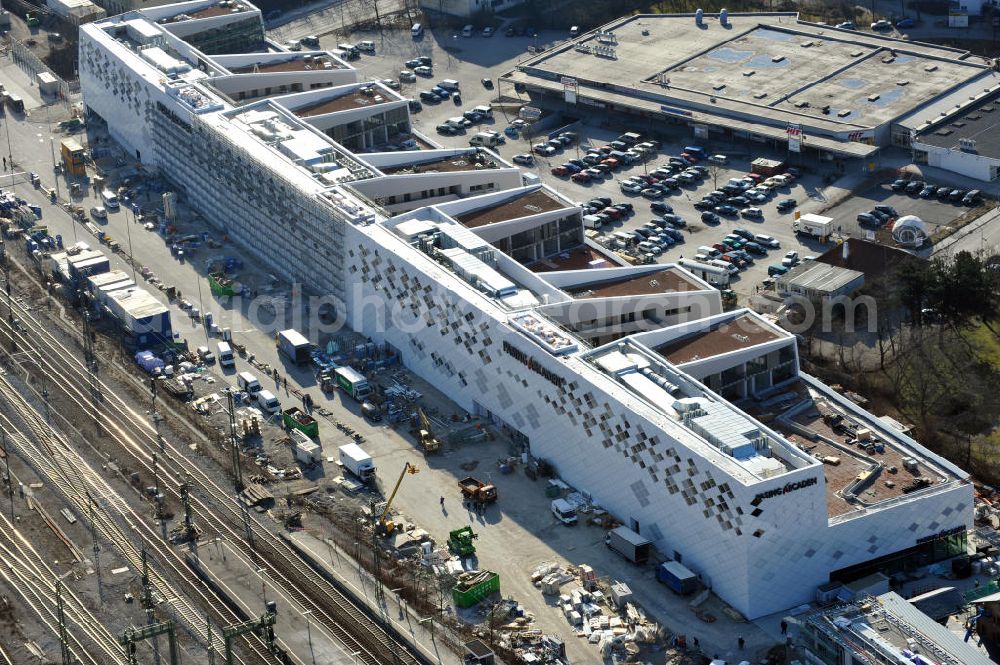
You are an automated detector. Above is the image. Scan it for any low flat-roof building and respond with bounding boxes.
[912,92,1000,182]
[776,261,864,301]
[795,591,994,665]
[506,12,1000,159]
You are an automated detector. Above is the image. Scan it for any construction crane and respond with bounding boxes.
[377,462,418,535]
[411,408,441,454]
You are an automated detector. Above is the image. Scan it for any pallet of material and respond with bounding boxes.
[240,482,273,506]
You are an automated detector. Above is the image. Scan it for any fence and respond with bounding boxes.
[9,36,77,102]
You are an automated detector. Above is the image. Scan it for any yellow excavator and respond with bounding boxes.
[377,462,419,536]
[413,408,441,454]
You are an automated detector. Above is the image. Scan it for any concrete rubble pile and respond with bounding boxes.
[520,561,666,662]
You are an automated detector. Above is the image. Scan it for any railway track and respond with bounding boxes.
[0,373,270,665]
[0,512,127,665]
[0,283,426,665]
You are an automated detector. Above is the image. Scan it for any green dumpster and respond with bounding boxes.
[452,571,499,608]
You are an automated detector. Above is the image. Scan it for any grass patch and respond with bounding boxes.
[963,323,1000,370]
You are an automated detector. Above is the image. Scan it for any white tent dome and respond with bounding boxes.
[891,215,927,247]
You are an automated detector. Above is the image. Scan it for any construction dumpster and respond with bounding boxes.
[452,571,499,608]
[282,407,319,438]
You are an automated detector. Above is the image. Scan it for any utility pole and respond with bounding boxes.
[0,421,12,520]
[226,391,243,492]
[206,614,215,665]
[86,491,103,605]
[180,473,195,544]
[56,579,71,665]
[151,452,163,524]
[140,547,154,622]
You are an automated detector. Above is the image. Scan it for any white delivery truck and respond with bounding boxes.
[338,443,375,482]
[237,371,261,394]
[551,498,578,525]
[256,389,280,414]
[793,213,834,238]
[217,341,235,368]
[469,132,502,148]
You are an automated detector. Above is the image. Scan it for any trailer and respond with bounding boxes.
[656,561,698,595]
[282,407,319,438]
[605,526,652,564]
[277,329,311,364]
[678,258,730,287]
[458,477,497,503]
[294,438,321,465]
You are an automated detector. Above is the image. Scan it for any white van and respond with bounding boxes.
[462,24,474,37]
[237,371,261,394]
[711,259,739,275]
[217,341,235,368]
[707,154,728,165]
[256,389,280,414]
[473,105,493,118]
[698,245,721,258]
[583,214,603,230]
[439,79,460,91]
[551,499,578,525]
[356,40,375,52]
[469,132,501,148]
[411,23,423,37]
[101,189,120,209]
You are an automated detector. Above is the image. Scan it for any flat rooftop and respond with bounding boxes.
[229,55,343,74]
[804,592,994,665]
[455,189,569,229]
[779,261,863,293]
[527,245,619,272]
[380,151,502,175]
[517,13,984,132]
[744,379,956,519]
[566,268,703,298]
[294,89,398,117]
[917,93,1000,159]
[164,0,254,22]
[656,312,782,364]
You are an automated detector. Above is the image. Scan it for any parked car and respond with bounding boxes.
[650,201,673,214]
[782,251,800,267]
[741,207,764,219]
[744,242,767,255]
[701,212,720,224]
[895,17,915,28]
[571,171,592,183]
[551,165,570,176]
[512,154,534,166]
[405,58,422,68]
[408,100,422,112]
[436,123,457,135]
[857,213,879,225]
[777,198,797,212]
[890,179,909,191]
[533,144,557,156]
[962,190,981,206]
[936,186,953,199]
[755,234,780,248]
[400,70,417,83]
[715,204,738,216]
[482,26,494,37]
[905,180,926,194]
[90,206,107,220]
[948,189,965,202]
[413,65,433,76]
[481,77,494,89]
[641,188,664,199]
[835,21,855,29]
[919,185,937,198]
[871,19,892,30]
[873,204,898,217]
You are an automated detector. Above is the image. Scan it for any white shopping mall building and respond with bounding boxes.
[80,0,973,619]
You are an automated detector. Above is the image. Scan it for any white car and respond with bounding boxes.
[741,207,763,219]
[620,181,643,194]
[399,70,417,82]
[413,65,433,76]
[381,78,400,90]
[533,143,557,156]
[707,154,728,165]
[512,153,534,166]
[90,206,107,220]
[781,251,799,267]
[755,234,780,248]
[196,346,216,364]
[482,26,494,37]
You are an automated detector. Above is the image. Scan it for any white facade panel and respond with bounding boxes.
[916,141,1000,182]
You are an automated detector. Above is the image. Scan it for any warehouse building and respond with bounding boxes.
[81,0,974,620]
[910,91,1000,182]
[504,12,1000,161]
[776,261,865,301]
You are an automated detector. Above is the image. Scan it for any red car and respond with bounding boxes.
[680,152,699,163]
[712,243,727,253]
[744,173,762,181]
[601,158,621,170]
[600,206,623,220]
[571,172,592,183]
[551,166,569,176]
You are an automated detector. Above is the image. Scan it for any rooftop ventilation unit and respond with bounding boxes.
[696,8,704,26]
[720,8,729,26]
[924,64,938,72]
[959,137,977,152]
